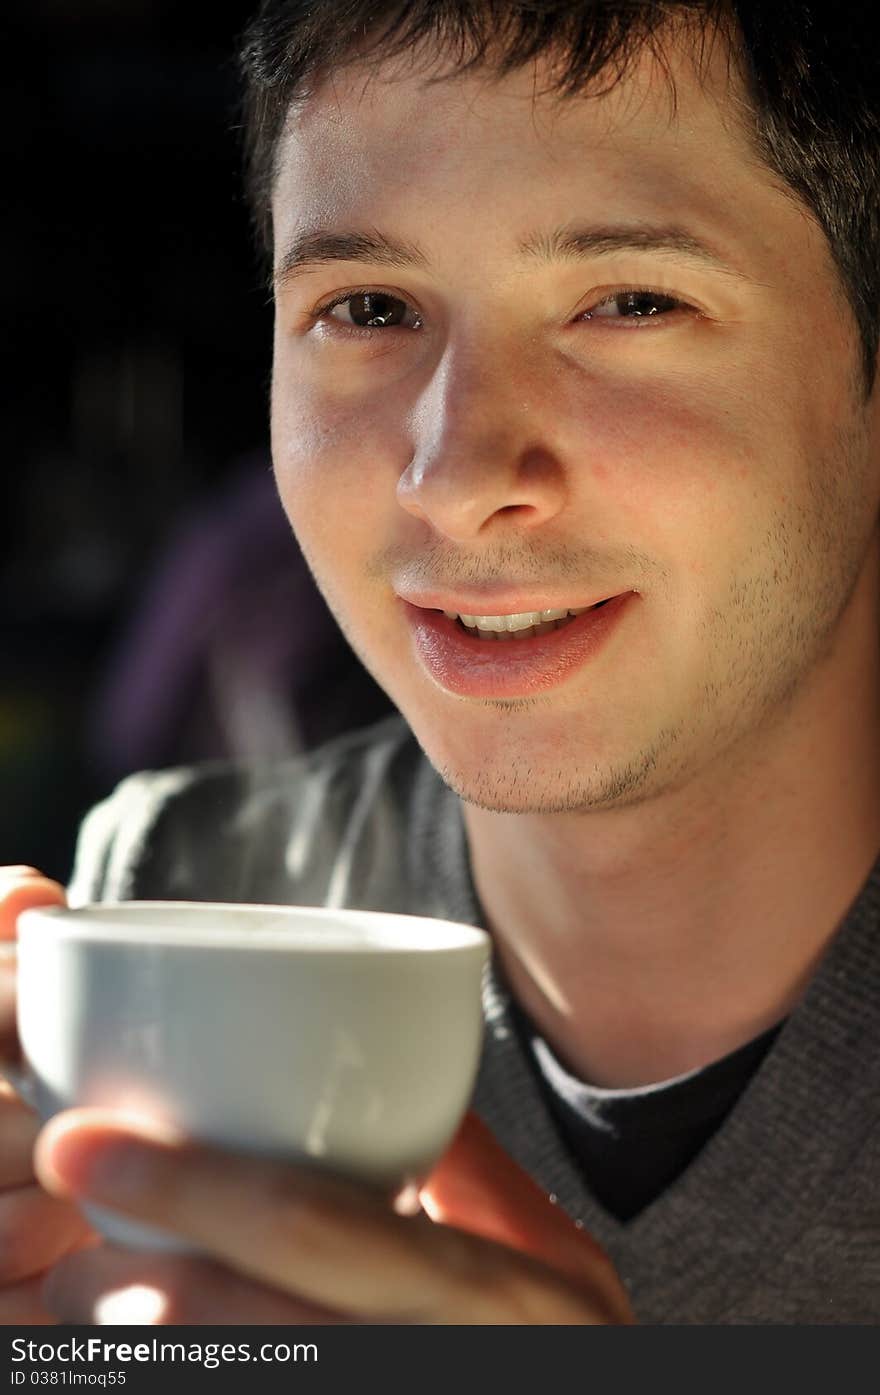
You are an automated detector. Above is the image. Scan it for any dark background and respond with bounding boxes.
[2,0,393,883]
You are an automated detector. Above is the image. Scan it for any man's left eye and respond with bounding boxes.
[581,290,692,324]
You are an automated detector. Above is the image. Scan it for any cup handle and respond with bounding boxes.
[0,941,40,1112]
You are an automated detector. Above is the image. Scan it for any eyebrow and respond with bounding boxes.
[520,224,746,277]
[273,221,752,290]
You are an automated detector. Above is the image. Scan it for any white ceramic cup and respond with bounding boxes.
[14,900,489,1250]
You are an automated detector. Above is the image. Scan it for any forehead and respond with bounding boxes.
[271,28,823,287]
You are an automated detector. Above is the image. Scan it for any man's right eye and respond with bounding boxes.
[309,290,423,338]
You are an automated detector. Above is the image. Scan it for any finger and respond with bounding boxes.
[0,874,67,941]
[36,1112,471,1317]
[421,1113,627,1299]
[0,875,66,1062]
[43,1247,348,1326]
[0,867,47,884]
[35,1112,616,1323]
[0,1184,96,1283]
[0,965,17,1065]
[0,1080,41,1186]
[0,1274,62,1325]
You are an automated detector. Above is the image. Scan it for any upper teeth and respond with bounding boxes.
[443,607,589,632]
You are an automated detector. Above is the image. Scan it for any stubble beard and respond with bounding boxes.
[299,399,876,819]
[434,388,878,813]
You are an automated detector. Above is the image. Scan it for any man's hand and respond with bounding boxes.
[34,1108,635,1324]
[0,868,99,1323]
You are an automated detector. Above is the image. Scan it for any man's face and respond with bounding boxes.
[270,26,880,815]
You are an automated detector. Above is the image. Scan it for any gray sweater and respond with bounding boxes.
[68,713,880,1324]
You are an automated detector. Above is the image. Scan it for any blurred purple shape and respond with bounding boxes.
[86,453,392,781]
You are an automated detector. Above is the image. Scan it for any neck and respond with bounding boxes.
[461,571,880,1089]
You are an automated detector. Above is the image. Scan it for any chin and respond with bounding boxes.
[408,695,676,816]
[405,706,579,813]
[444,771,577,816]
[437,755,618,815]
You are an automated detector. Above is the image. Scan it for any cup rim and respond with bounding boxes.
[17,901,490,954]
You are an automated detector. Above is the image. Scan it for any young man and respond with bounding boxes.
[2,0,880,1323]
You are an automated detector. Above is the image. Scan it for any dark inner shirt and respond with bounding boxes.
[509,1002,786,1222]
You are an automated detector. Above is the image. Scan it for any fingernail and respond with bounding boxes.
[36,1115,155,1200]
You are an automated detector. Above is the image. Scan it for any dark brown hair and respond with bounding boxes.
[238,1,880,395]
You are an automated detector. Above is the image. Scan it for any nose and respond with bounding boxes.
[396,338,567,541]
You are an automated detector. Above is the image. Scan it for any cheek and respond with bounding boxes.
[572,377,748,537]
[270,383,396,556]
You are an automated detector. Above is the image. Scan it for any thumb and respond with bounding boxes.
[419,1111,617,1289]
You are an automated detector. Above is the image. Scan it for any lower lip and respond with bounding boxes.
[402,593,636,698]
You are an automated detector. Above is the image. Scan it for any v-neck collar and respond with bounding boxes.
[414,759,880,1323]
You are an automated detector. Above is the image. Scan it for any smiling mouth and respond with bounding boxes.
[446,599,611,641]
[402,591,635,698]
